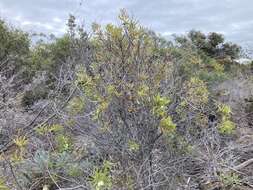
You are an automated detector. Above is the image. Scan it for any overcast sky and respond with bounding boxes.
[0,0,252,47]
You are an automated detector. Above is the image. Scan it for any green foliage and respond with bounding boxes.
[153,94,171,117]
[128,140,140,152]
[218,103,232,117]
[159,116,176,132]
[93,100,109,120]
[67,164,83,177]
[30,35,72,74]
[35,124,73,153]
[198,57,228,84]
[0,178,9,190]
[176,30,241,61]
[106,85,120,97]
[218,119,235,135]
[11,150,24,163]
[0,20,30,56]
[55,134,73,153]
[166,134,192,154]
[76,71,101,101]
[67,97,85,115]
[219,173,241,187]
[185,77,209,106]
[137,85,149,98]
[153,94,171,108]
[35,124,64,135]
[11,135,28,162]
[91,161,112,190]
[49,124,64,133]
[222,42,241,60]
[198,69,228,85]
[0,19,30,76]
[208,32,224,48]
[13,135,28,148]
[217,103,236,135]
[18,150,91,189]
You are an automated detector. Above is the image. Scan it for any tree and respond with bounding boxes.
[176,30,241,61]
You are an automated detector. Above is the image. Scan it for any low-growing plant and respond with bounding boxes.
[159,116,176,132]
[219,172,241,187]
[91,161,112,190]
[217,103,236,135]
[67,96,85,115]
[55,134,73,153]
[128,140,140,152]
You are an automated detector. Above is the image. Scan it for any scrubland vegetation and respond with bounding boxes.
[0,10,253,190]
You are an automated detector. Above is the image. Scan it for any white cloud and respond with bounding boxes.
[53,17,62,23]
[21,21,32,26]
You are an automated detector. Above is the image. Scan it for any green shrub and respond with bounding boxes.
[55,134,73,153]
[159,116,176,132]
[217,103,236,135]
[91,161,112,190]
[128,140,140,152]
[67,97,85,115]
[219,172,241,187]
[19,150,89,189]
[218,119,235,135]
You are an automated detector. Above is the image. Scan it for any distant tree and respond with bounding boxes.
[221,42,241,59]
[176,30,241,61]
[208,32,224,47]
[188,30,207,49]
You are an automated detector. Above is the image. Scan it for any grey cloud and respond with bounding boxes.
[0,0,252,46]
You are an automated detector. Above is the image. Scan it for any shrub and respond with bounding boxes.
[219,173,241,187]
[55,134,73,153]
[218,120,235,135]
[0,19,33,82]
[217,103,236,135]
[18,150,91,189]
[67,96,85,115]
